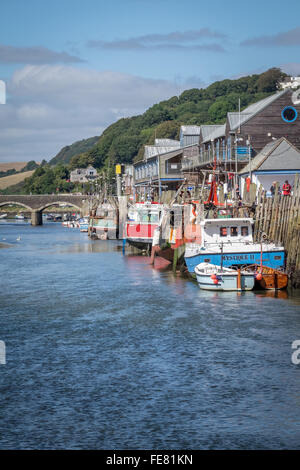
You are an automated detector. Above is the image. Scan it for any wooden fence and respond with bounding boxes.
[253,174,300,287]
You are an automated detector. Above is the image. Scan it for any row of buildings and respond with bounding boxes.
[71,86,300,196]
[133,87,300,196]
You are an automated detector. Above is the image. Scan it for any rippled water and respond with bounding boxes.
[0,221,300,449]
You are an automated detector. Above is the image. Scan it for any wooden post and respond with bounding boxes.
[237,268,241,290]
[173,247,178,272]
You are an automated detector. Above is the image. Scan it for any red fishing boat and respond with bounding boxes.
[125,202,164,253]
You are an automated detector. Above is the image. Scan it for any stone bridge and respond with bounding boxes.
[0,194,89,225]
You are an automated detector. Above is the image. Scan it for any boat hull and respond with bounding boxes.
[195,271,255,291]
[245,265,288,290]
[185,249,285,274]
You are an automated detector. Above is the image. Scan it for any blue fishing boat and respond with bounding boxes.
[185,218,285,275]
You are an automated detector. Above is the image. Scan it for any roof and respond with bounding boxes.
[201,124,226,143]
[180,125,201,135]
[228,89,289,131]
[239,137,300,174]
[154,138,180,147]
[144,145,181,159]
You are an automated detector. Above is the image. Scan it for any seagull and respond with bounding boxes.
[16,235,21,241]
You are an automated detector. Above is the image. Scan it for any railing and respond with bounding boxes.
[182,146,254,170]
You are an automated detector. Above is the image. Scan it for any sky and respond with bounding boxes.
[0,0,300,162]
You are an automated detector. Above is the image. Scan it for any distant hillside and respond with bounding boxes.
[64,67,286,170]
[49,136,100,165]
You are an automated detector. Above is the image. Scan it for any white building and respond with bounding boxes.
[70,166,98,183]
[279,76,300,89]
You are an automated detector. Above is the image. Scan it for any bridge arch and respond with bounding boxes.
[0,201,33,211]
[37,201,83,212]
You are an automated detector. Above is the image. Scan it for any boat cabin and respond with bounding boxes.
[126,203,164,244]
[200,218,254,246]
[127,203,163,224]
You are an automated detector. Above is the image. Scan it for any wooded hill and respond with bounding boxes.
[49,136,100,166]
[63,68,286,170]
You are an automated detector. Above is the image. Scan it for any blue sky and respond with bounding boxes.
[0,0,300,161]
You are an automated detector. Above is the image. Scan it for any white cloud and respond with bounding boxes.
[0,65,180,162]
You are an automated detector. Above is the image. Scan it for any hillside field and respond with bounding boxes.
[0,162,28,172]
[0,171,35,189]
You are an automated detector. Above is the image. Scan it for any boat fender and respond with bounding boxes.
[210,274,217,280]
[256,273,263,281]
[213,279,218,285]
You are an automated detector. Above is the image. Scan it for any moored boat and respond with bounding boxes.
[194,262,255,291]
[79,217,89,232]
[125,202,164,252]
[185,218,285,275]
[89,203,118,239]
[244,264,288,290]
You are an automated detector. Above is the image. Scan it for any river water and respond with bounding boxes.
[0,221,300,449]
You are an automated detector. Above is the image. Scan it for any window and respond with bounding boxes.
[170,211,175,228]
[230,227,238,237]
[281,106,298,123]
[204,258,211,263]
[220,227,227,237]
[241,226,249,236]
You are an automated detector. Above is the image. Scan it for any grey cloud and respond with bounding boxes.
[281,62,300,75]
[0,44,84,64]
[87,29,227,52]
[241,27,300,47]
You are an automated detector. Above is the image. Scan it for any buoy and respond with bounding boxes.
[213,279,218,285]
[210,274,217,280]
[256,273,263,281]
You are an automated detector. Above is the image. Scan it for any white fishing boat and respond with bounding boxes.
[194,262,255,291]
[0,213,7,219]
[15,213,25,220]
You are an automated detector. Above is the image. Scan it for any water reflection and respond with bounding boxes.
[54,240,123,254]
